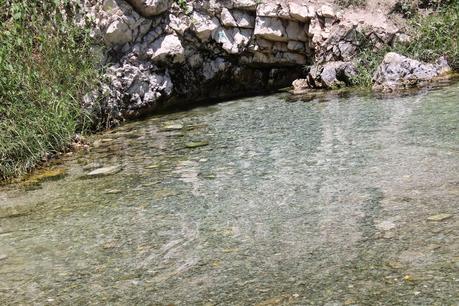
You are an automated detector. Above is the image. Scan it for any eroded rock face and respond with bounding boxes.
[372,52,451,91]
[80,0,402,125]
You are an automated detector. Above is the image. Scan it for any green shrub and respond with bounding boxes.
[351,2,458,87]
[175,0,189,12]
[400,3,459,69]
[0,0,101,180]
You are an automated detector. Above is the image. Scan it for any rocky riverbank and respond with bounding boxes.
[1,0,456,180]
[81,0,411,125]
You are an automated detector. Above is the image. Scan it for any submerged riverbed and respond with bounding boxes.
[1,84,458,305]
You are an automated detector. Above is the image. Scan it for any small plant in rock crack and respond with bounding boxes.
[175,0,189,12]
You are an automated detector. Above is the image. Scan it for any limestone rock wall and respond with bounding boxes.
[82,0,401,125]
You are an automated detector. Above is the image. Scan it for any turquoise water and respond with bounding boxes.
[0,84,458,305]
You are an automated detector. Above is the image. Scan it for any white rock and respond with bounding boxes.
[213,28,238,54]
[149,34,185,63]
[86,165,122,177]
[221,8,238,27]
[231,0,258,11]
[256,3,279,17]
[234,29,252,48]
[376,220,397,231]
[289,3,314,22]
[292,78,309,94]
[169,13,191,35]
[191,11,220,42]
[373,52,451,91]
[318,5,335,18]
[105,19,133,46]
[254,17,288,42]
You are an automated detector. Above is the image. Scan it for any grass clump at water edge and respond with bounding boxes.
[0,0,101,180]
[351,2,459,87]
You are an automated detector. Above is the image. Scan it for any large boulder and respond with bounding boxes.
[308,61,356,88]
[372,52,451,91]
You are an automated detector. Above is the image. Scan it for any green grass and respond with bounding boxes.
[0,1,101,180]
[351,2,459,87]
[335,0,367,8]
[401,2,459,69]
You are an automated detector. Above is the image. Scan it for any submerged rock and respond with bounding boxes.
[426,213,452,222]
[103,189,123,194]
[86,165,122,178]
[23,168,67,185]
[372,52,451,91]
[160,123,183,131]
[185,141,209,148]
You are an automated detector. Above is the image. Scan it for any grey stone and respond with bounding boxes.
[373,52,451,91]
[105,20,133,46]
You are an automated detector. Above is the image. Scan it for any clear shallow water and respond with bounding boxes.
[0,85,458,305]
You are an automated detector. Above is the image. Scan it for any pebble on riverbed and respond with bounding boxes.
[85,165,122,178]
[103,189,123,194]
[426,213,453,222]
[160,123,183,131]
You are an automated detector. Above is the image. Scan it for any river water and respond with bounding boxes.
[0,84,458,305]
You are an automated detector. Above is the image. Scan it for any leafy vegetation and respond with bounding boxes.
[352,2,459,86]
[391,0,455,17]
[0,0,101,180]
[175,0,190,12]
[401,2,459,69]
